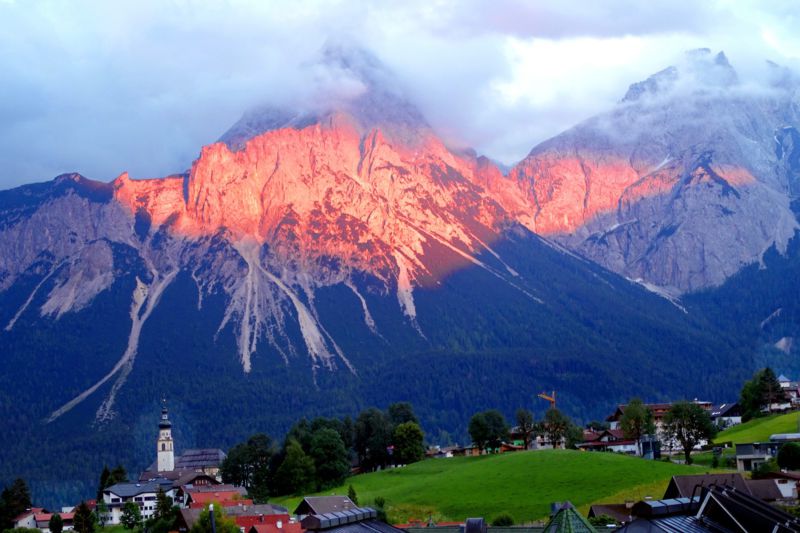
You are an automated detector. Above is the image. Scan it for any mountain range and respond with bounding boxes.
[1,45,799,505]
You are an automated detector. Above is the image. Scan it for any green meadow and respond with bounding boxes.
[275,450,723,524]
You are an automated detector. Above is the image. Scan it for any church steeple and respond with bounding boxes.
[157,399,174,472]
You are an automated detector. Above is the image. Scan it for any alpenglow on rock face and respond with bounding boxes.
[508,49,800,293]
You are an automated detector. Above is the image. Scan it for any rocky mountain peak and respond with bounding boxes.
[219,42,429,150]
[621,48,738,103]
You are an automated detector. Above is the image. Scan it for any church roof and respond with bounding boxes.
[144,448,227,476]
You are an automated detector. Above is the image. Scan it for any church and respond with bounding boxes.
[138,402,227,483]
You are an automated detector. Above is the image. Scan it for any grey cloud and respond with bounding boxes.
[0,0,798,189]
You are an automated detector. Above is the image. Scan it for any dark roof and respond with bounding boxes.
[105,479,173,498]
[177,503,289,530]
[542,502,596,533]
[663,474,750,499]
[301,508,404,533]
[710,403,741,418]
[175,449,227,469]
[616,514,722,532]
[173,472,221,488]
[745,479,784,501]
[587,504,631,523]
[144,448,227,475]
[294,496,357,516]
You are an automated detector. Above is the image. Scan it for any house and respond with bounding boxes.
[300,507,404,533]
[615,485,800,532]
[710,402,742,429]
[14,508,75,533]
[663,473,751,499]
[294,496,357,517]
[576,429,638,455]
[176,503,289,531]
[102,479,176,525]
[734,441,781,471]
[605,400,713,452]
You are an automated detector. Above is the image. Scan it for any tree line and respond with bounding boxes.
[220,402,425,498]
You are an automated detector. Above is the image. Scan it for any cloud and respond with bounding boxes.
[0,0,798,189]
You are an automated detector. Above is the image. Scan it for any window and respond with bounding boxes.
[162,443,166,451]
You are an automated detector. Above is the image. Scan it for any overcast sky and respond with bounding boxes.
[1,0,799,190]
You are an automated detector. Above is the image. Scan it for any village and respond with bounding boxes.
[5,369,800,533]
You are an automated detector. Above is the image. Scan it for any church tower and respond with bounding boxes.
[157,401,175,472]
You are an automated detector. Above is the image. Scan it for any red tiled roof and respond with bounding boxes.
[248,522,303,533]
[13,508,44,522]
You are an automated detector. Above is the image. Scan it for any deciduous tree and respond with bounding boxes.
[515,408,536,449]
[662,401,717,464]
[543,408,571,449]
[620,398,656,456]
[309,428,350,490]
[392,422,425,464]
[48,513,64,533]
[121,501,142,530]
[73,501,96,533]
[274,440,315,496]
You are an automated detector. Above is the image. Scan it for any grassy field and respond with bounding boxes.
[715,411,800,444]
[274,450,724,524]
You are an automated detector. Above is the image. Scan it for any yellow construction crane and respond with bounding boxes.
[538,390,556,409]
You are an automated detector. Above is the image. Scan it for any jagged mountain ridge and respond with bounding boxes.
[510,49,800,292]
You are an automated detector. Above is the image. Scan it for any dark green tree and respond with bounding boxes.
[96,466,111,502]
[778,442,800,470]
[347,485,358,505]
[274,440,316,496]
[220,433,274,502]
[543,408,572,448]
[110,465,128,484]
[468,412,491,451]
[49,513,64,533]
[468,410,508,452]
[515,408,536,449]
[740,368,788,420]
[620,398,656,456]
[0,478,32,531]
[392,422,425,464]
[662,401,717,464]
[72,502,96,533]
[388,402,418,427]
[309,428,350,489]
[154,487,173,520]
[189,505,239,533]
[355,408,392,470]
[565,424,585,449]
[121,501,142,530]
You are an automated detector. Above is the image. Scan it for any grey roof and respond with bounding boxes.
[175,448,227,469]
[224,503,288,517]
[105,479,173,498]
[745,479,784,501]
[663,474,749,499]
[144,448,227,475]
[294,496,357,516]
[779,374,791,382]
[616,515,722,532]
